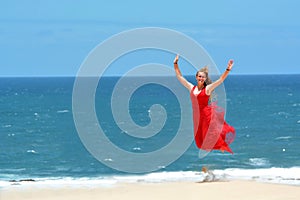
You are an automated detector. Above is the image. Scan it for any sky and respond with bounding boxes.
[0,0,300,76]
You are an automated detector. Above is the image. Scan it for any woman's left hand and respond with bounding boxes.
[227,59,234,71]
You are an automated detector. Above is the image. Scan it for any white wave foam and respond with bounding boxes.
[248,158,270,167]
[133,147,141,151]
[0,171,213,189]
[275,136,292,140]
[26,150,37,154]
[214,167,300,185]
[112,171,213,183]
[57,110,70,113]
[1,168,300,189]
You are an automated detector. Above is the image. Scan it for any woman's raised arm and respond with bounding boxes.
[206,59,234,95]
[173,54,193,91]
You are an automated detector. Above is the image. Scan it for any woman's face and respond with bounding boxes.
[196,72,207,84]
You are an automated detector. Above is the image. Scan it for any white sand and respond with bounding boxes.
[1,181,300,200]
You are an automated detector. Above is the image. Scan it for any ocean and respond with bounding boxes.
[1,74,300,187]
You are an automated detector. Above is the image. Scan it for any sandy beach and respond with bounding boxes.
[1,180,300,200]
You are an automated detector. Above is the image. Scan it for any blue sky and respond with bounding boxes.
[0,0,300,76]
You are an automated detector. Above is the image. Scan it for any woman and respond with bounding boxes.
[173,54,235,153]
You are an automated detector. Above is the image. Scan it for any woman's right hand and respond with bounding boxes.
[173,54,179,64]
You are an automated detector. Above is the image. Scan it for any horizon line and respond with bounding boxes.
[0,73,299,78]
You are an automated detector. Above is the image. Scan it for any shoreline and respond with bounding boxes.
[2,167,300,188]
[1,180,300,200]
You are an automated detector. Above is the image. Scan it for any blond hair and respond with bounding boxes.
[196,66,212,87]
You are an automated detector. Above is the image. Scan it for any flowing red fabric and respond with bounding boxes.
[190,86,235,153]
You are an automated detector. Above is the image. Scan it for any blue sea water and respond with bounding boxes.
[0,75,300,187]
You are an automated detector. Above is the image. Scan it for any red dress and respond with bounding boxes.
[190,86,235,153]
